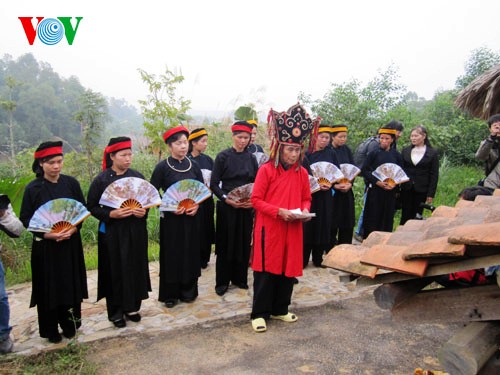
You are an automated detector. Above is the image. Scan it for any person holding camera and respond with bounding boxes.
[476,114,500,190]
[400,125,439,224]
[0,195,24,354]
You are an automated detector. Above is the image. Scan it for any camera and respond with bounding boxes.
[419,202,435,212]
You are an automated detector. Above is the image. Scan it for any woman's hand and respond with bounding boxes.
[174,206,186,215]
[185,204,199,216]
[109,208,133,219]
[44,226,77,242]
[426,197,433,204]
[376,181,394,190]
[132,208,146,218]
[334,182,352,192]
[319,183,331,191]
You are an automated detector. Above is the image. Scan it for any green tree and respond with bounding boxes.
[74,89,109,183]
[0,76,20,166]
[455,46,500,89]
[234,105,257,121]
[138,67,191,159]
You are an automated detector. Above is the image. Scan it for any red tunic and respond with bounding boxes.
[250,162,312,277]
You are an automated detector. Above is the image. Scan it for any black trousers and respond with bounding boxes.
[36,304,81,339]
[400,190,427,225]
[215,254,249,288]
[251,271,294,320]
[161,279,198,304]
[303,245,328,268]
[331,227,354,246]
[106,298,142,322]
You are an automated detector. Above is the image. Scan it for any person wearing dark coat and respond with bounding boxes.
[87,137,151,328]
[20,141,88,344]
[151,126,204,308]
[188,128,215,270]
[361,127,403,238]
[400,126,439,224]
[210,121,258,297]
[330,124,356,246]
[303,125,340,267]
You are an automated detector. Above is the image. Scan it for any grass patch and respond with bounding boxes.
[1,341,98,374]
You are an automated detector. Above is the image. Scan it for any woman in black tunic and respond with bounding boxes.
[188,128,215,269]
[361,127,403,238]
[303,126,339,267]
[330,124,356,245]
[87,137,151,328]
[210,121,258,296]
[20,141,88,343]
[151,126,204,308]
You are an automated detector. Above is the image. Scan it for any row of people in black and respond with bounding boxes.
[18,118,439,342]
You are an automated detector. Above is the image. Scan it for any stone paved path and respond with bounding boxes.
[7,259,373,355]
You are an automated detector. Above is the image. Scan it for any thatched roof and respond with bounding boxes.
[455,64,500,120]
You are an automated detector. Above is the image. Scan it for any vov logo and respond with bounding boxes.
[18,17,83,45]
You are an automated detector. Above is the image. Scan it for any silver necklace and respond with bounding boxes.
[166,156,192,173]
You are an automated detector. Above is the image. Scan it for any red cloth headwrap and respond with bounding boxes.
[102,140,132,171]
[34,146,63,160]
[163,126,189,143]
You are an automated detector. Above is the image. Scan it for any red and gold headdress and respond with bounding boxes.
[267,103,321,165]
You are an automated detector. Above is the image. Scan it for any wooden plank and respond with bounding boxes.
[360,244,428,276]
[438,322,500,375]
[322,244,378,278]
[448,222,500,246]
[356,253,500,286]
[373,278,433,310]
[402,236,466,260]
[391,284,500,324]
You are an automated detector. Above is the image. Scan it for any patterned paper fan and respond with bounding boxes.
[99,177,161,209]
[254,152,269,167]
[28,198,91,233]
[310,162,344,187]
[372,163,410,187]
[309,175,320,194]
[227,183,254,203]
[201,169,212,186]
[160,179,211,212]
[339,163,361,183]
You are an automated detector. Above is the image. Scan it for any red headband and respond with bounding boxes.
[102,140,132,171]
[163,126,189,142]
[34,146,63,160]
[231,124,252,133]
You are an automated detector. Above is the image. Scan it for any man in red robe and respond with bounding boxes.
[250,103,319,333]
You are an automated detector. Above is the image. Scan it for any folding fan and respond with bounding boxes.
[160,179,212,212]
[372,163,410,187]
[310,162,344,187]
[201,169,212,186]
[254,152,269,167]
[309,175,320,194]
[99,177,161,209]
[227,183,254,203]
[28,198,91,233]
[339,163,361,184]
[0,194,10,210]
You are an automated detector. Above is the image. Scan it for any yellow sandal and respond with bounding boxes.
[270,312,298,323]
[251,318,267,332]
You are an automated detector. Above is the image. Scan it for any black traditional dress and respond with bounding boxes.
[331,144,356,245]
[188,152,215,269]
[86,168,151,321]
[151,156,203,304]
[210,148,258,290]
[20,175,88,339]
[247,143,264,154]
[303,147,339,267]
[361,147,403,238]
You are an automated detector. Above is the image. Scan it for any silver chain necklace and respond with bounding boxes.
[166,156,192,173]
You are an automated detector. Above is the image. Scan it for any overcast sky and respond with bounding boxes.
[1,0,500,117]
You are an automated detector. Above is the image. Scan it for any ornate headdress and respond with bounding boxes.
[267,103,321,165]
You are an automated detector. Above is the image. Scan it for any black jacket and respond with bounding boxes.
[401,145,439,197]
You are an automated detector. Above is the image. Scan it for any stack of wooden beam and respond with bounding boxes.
[322,191,500,375]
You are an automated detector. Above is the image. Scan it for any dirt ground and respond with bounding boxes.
[86,291,464,375]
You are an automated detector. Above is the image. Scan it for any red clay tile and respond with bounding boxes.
[402,236,466,260]
[473,195,500,207]
[448,222,500,246]
[493,189,500,197]
[386,231,426,246]
[322,245,378,278]
[361,231,392,247]
[360,244,428,276]
[396,219,425,232]
[431,206,458,218]
[454,199,474,209]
